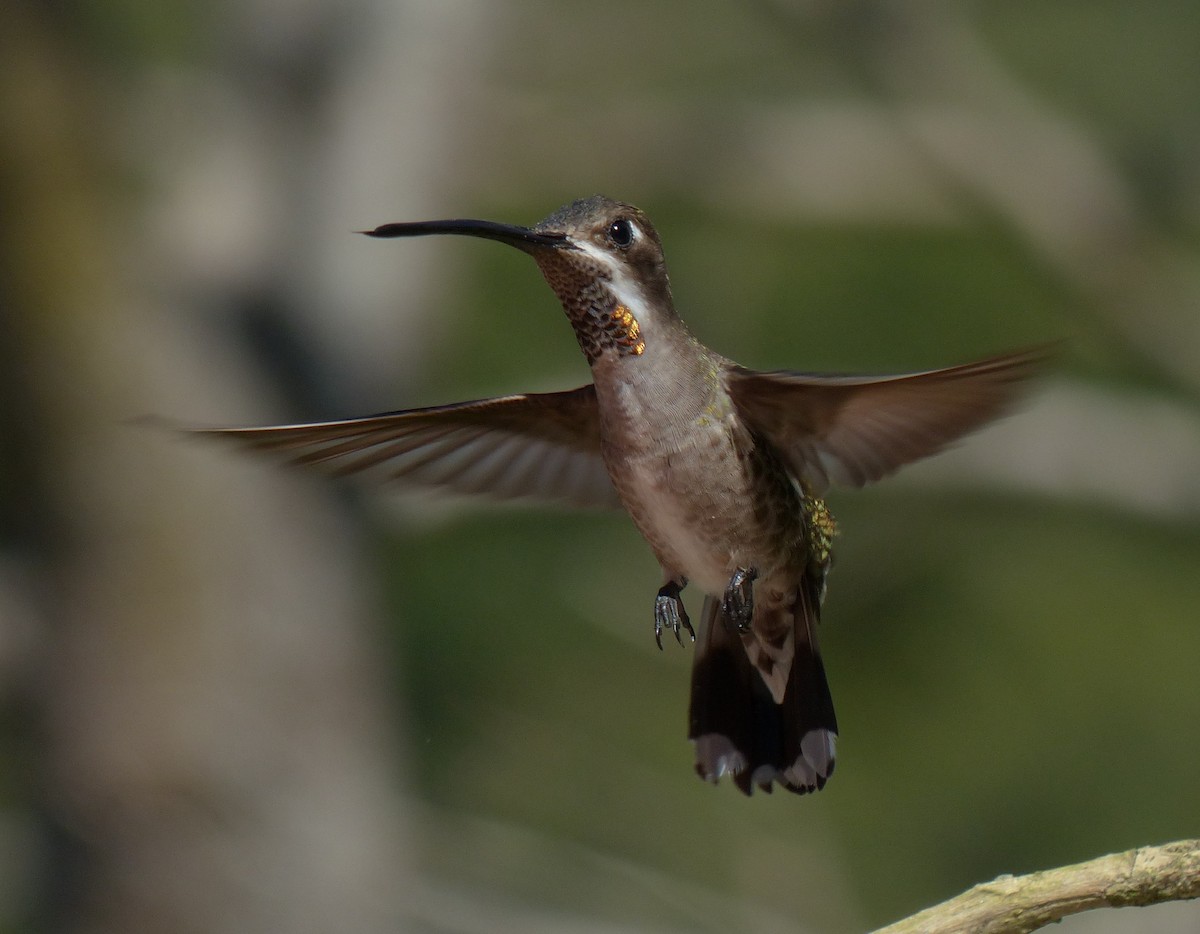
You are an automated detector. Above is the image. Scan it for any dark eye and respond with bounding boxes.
[608,218,635,247]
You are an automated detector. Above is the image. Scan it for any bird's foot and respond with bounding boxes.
[722,566,757,633]
[654,580,693,649]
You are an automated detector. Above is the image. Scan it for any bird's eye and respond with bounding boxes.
[608,218,635,247]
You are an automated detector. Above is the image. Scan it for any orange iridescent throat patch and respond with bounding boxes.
[609,304,645,356]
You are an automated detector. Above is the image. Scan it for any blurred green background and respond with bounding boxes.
[2,2,1198,932]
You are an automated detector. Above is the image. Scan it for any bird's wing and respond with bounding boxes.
[188,384,620,509]
[725,346,1049,493]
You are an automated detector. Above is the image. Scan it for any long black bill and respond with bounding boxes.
[360,218,569,252]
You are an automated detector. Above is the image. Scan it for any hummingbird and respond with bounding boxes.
[194,195,1044,796]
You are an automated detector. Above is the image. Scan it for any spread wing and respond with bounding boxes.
[726,347,1049,493]
[187,384,620,509]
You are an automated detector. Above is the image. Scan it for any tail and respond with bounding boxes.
[688,587,837,795]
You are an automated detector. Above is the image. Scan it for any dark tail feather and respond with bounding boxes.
[688,590,838,796]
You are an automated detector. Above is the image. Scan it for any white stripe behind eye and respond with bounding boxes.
[570,242,647,308]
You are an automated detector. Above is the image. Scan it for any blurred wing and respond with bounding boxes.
[190,384,620,509]
[726,346,1049,492]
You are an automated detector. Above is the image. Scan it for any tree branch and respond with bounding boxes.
[873,839,1200,934]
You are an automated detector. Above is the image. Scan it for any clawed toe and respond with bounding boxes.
[721,566,757,632]
[654,581,693,649]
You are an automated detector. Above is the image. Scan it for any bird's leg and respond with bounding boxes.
[722,566,757,633]
[654,578,693,649]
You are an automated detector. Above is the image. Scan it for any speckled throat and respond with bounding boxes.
[534,250,645,364]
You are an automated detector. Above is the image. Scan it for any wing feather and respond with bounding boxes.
[188,385,619,509]
[726,346,1050,492]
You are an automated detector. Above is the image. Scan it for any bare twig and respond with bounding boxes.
[873,839,1200,934]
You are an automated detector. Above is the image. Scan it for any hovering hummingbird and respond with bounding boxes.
[195,195,1044,796]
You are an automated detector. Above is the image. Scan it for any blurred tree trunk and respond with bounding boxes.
[0,5,451,931]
